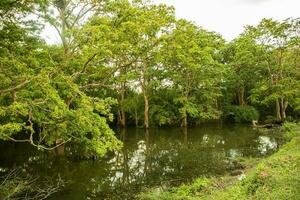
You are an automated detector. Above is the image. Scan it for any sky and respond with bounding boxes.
[42,0,300,43]
[154,0,300,40]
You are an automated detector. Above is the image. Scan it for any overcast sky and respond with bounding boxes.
[42,0,300,43]
[154,0,300,40]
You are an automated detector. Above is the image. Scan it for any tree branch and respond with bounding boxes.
[0,80,30,94]
[80,83,114,89]
[72,53,98,80]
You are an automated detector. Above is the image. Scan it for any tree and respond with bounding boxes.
[223,32,261,106]
[163,20,224,127]
[129,1,175,128]
[77,0,147,127]
[42,0,108,55]
[249,18,300,121]
[75,0,175,128]
[0,0,121,156]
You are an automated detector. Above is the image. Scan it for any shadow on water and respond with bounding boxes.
[0,124,284,199]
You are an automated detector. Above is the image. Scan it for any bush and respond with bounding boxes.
[175,178,211,196]
[138,177,212,200]
[264,115,277,124]
[225,106,259,123]
[283,122,299,140]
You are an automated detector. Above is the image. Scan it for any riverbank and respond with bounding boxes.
[140,123,300,200]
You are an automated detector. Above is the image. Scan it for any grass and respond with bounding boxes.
[140,123,300,200]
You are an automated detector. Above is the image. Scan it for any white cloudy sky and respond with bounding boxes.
[42,0,300,43]
[154,0,300,40]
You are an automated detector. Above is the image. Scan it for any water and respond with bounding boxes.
[0,124,284,199]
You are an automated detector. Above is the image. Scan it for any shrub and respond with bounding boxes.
[225,106,259,123]
[264,115,277,124]
[283,122,299,140]
[176,178,211,196]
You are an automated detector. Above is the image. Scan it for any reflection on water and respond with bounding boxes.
[0,124,283,200]
[258,136,278,155]
[228,149,242,158]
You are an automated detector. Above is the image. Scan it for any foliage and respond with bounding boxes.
[139,178,212,200]
[248,18,300,121]
[1,0,300,156]
[149,89,179,126]
[163,19,224,126]
[283,122,300,140]
[225,106,259,123]
[0,0,121,156]
[222,33,262,106]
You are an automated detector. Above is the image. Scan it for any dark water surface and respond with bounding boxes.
[0,124,284,199]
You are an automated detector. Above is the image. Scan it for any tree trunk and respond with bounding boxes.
[280,99,288,121]
[11,90,16,102]
[55,139,65,156]
[283,101,288,119]
[181,110,188,128]
[118,88,126,127]
[118,108,126,127]
[144,94,149,129]
[237,87,245,105]
[60,5,69,55]
[120,128,126,141]
[275,99,282,122]
[66,97,73,108]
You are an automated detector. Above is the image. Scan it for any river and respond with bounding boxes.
[0,124,284,199]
